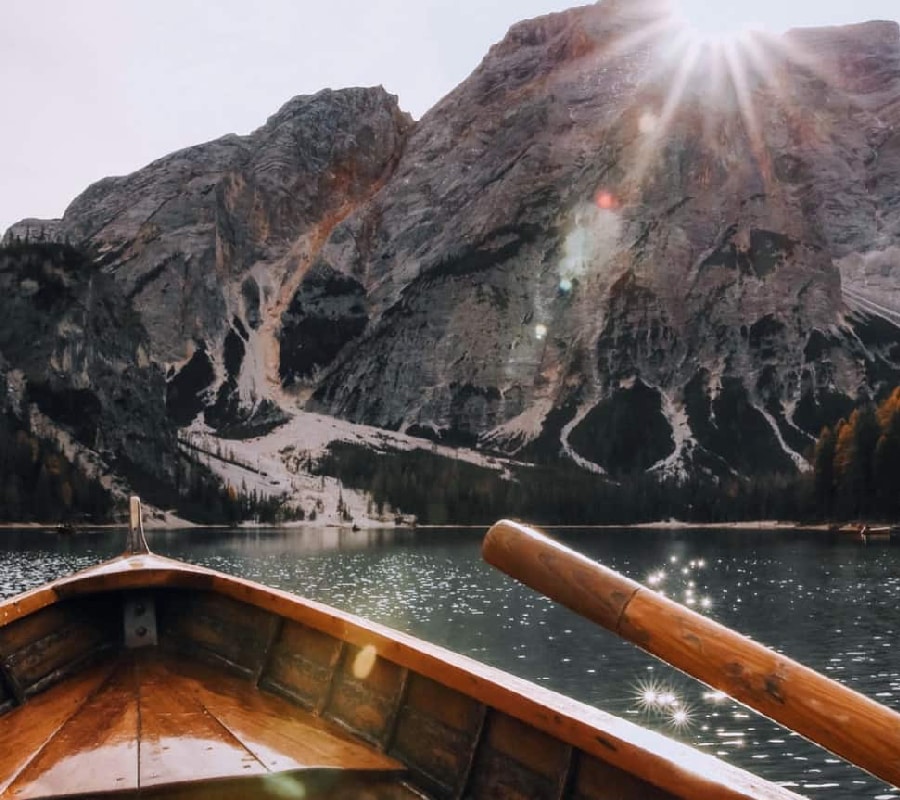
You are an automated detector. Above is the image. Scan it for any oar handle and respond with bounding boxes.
[483,519,900,788]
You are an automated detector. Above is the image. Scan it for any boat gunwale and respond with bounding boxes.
[0,553,805,800]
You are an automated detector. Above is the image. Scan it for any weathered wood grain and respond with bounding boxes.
[572,751,679,800]
[157,590,277,677]
[325,645,405,745]
[0,597,118,696]
[390,674,485,798]
[261,619,343,708]
[467,712,566,800]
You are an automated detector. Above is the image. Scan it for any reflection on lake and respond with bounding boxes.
[1,525,899,798]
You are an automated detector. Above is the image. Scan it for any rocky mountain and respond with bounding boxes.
[0,242,177,499]
[5,1,900,518]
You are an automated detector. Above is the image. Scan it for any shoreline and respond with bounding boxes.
[0,519,858,533]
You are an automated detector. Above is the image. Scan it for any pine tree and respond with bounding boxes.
[874,389,900,516]
[813,425,836,515]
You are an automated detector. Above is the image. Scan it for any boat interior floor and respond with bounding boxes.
[0,650,416,799]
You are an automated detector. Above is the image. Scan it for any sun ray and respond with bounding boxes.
[591,14,676,67]
[575,3,859,227]
[628,36,702,189]
[721,38,774,189]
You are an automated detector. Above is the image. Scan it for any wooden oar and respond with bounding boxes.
[483,519,900,789]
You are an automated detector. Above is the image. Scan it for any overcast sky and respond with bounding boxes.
[2,0,899,235]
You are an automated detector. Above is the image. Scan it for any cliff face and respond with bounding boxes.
[9,88,412,437]
[303,9,900,477]
[0,243,176,489]
[7,3,900,485]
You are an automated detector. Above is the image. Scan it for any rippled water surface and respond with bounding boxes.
[1,525,899,798]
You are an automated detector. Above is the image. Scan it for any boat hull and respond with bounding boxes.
[0,552,803,799]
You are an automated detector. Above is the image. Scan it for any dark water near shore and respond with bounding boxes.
[1,525,899,799]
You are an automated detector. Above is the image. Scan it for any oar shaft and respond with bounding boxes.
[483,520,900,788]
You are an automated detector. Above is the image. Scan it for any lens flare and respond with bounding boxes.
[594,190,617,210]
[638,110,659,135]
[264,774,308,799]
[353,644,377,679]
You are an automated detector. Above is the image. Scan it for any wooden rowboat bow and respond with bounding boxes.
[0,502,814,799]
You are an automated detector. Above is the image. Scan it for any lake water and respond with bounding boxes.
[1,525,899,799]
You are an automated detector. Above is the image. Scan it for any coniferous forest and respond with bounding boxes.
[318,389,900,527]
[811,388,900,522]
[0,414,111,523]
[3,384,900,526]
[0,412,289,525]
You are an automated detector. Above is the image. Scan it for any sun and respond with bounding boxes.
[668,0,772,45]
[604,0,811,193]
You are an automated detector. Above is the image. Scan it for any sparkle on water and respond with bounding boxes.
[2,526,900,799]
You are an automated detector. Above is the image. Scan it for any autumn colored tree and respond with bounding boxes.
[874,389,900,516]
[811,389,900,520]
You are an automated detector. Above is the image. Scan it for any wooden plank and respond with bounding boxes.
[10,622,111,693]
[252,615,283,685]
[404,673,483,732]
[572,751,679,800]
[0,597,118,694]
[158,591,276,677]
[455,703,487,800]
[138,655,267,787]
[467,713,561,800]
[485,711,570,780]
[0,662,21,709]
[326,645,405,744]
[5,659,139,798]
[381,667,409,751]
[261,619,343,708]
[142,653,404,775]
[390,674,484,798]
[0,660,117,795]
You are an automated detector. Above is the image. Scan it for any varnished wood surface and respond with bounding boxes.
[0,547,805,800]
[483,519,900,790]
[0,662,117,796]
[0,651,403,798]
